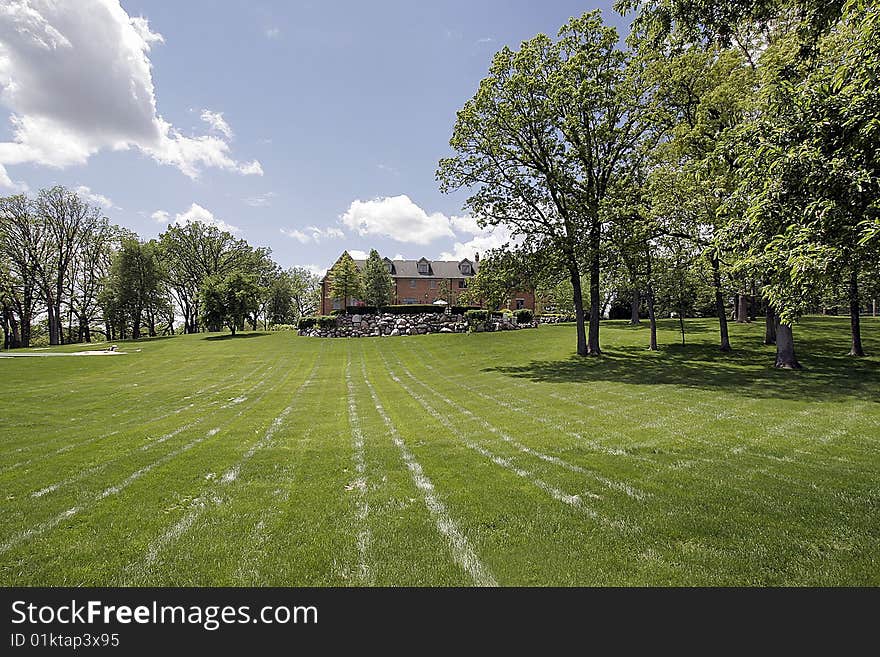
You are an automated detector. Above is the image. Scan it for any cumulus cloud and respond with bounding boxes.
[74,184,115,209]
[280,228,309,243]
[347,249,369,260]
[151,209,169,223]
[302,264,325,278]
[200,109,232,139]
[173,202,240,233]
[265,27,280,39]
[439,224,514,261]
[280,224,344,244]
[0,0,262,185]
[340,195,455,245]
[244,192,276,207]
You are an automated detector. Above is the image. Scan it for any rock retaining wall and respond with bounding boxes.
[298,312,537,338]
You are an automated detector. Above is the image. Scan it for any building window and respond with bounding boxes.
[516,298,525,310]
[429,280,436,289]
[385,263,392,273]
[332,299,341,310]
[409,279,417,288]
[460,263,471,274]
[403,298,417,304]
[418,262,429,274]
[458,280,468,289]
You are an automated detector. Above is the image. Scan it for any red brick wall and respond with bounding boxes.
[321,276,535,313]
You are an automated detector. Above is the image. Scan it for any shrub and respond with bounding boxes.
[379,304,445,315]
[297,315,338,330]
[270,324,297,331]
[465,309,489,332]
[515,309,533,324]
[450,305,481,315]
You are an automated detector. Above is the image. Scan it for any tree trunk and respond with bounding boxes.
[587,223,601,356]
[47,299,60,345]
[678,312,686,346]
[711,256,731,352]
[774,319,801,369]
[646,282,658,351]
[570,265,587,357]
[736,292,750,323]
[645,250,657,351]
[764,306,777,345]
[849,268,865,357]
[630,290,640,325]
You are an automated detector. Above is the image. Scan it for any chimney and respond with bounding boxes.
[474,252,479,263]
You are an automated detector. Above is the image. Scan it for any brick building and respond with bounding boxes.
[319,252,536,314]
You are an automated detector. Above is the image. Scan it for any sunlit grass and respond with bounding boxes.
[1,316,877,585]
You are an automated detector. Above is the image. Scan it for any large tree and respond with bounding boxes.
[439,11,657,356]
[328,252,363,313]
[726,1,880,365]
[362,249,393,307]
[158,221,252,333]
[0,194,44,348]
[200,271,260,336]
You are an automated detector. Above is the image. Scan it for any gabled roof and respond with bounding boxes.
[323,254,479,280]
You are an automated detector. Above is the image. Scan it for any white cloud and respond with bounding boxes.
[476,37,494,44]
[306,225,344,242]
[0,0,262,184]
[151,209,169,223]
[302,264,325,278]
[265,27,280,39]
[238,160,263,176]
[244,191,276,207]
[280,225,344,244]
[340,195,455,245]
[347,249,369,260]
[440,224,515,261]
[280,228,309,243]
[173,202,240,233]
[393,252,404,260]
[377,163,399,175]
[200,109,232,139]
[74,185,115,209]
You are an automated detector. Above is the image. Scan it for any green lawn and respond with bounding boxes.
[1,316,878,586]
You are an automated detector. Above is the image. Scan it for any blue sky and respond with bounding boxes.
[0,1,627,274]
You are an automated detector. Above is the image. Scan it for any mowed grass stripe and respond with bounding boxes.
[380,349,639,534]
[398,341,652,501]
[125,343,369,586]
[0,338,251,452]
[120,353,325,585]
[0,357,272,462]
[344,352,373,585]
[408,333,873,497]
[15,356,286,503]
[0,342,320,585]
[359,355,497,587]
[2,319,877,585]
[0,356,284,514]
[362,342,662,585]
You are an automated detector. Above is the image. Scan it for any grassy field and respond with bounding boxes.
[1,316,878,586]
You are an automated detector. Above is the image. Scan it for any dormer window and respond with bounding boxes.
[383,257,394,274]
[459,259,472,275]
[417,258,430,274]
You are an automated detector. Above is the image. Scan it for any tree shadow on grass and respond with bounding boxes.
[484,341,880,403]
[202,332,271,341]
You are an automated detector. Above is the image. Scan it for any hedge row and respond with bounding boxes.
[337,304,444,315]
[297,315,338,330]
